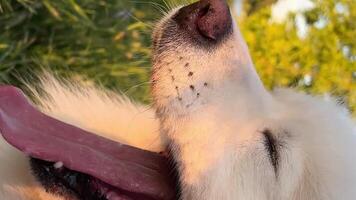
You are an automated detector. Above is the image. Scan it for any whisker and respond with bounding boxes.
[128,13,154,29]
[162,0,171,10]
[130,0,170,15]
[123,81,152,95]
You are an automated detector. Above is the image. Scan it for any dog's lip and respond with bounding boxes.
[0,86,176,200]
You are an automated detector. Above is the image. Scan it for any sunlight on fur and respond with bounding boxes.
[27,73,165,153]
[0,0,355,199]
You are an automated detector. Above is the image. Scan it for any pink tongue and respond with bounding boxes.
[0,86,176,200]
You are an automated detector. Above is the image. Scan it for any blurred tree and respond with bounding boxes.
[0,0,355,115]
[245,0,277,15]
[0,0,164,102]
[241,0,355,115]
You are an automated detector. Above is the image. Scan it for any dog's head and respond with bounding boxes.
[151,1,356,199]
[151,0,269,117]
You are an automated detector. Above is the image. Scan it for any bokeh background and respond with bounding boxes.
[0,0,355,115]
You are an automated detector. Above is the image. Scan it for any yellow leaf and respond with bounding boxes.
[114,32,125,41]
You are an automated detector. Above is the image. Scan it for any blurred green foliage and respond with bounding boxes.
[241,0,355,115]
[0,0,164,102]
[0,0,355,115]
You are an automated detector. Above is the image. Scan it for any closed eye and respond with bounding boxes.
[262,129,279,174]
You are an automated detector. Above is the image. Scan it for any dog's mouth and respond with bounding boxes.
[0,86,177,200]
[30,158,142,200]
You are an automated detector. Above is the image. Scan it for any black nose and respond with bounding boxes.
[173,0,232,42]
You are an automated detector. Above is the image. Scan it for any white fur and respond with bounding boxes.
[0,4,355,200]
[151,7,356,200]
[26,74,164,152]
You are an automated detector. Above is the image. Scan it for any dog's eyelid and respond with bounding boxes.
[262,129,280,175]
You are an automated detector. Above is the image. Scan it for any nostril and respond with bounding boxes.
[173,0,232,43]
[196,4,215,39]
[196,0,232,40]
[197,4,211,19]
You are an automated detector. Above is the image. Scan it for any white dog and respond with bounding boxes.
[1,0,355,199]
